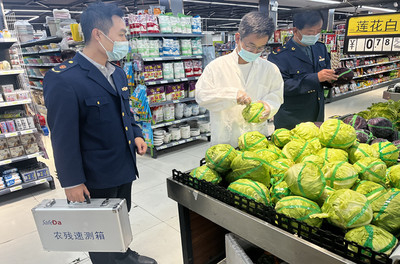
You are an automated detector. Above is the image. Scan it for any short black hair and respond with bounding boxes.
[293,11,323,30]
[80,2,124,44]
[61,49,76,61]
[238,11,275,39]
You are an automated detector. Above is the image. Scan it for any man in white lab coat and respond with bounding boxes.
[196,11,284,147]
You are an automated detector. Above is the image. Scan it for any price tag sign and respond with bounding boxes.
[1,159,11,165]
[154,57,162,61]
[160,80,168,84]
[35,179,47,184]
[10,185,23,192]
[21,130,33,135]
[5,132,18,138]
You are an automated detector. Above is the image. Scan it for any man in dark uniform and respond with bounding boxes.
[268,11,338,130]
[43,3,156,264]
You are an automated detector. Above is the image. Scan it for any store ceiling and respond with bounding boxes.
[2,0,399,31]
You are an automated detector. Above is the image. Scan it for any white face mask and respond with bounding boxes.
[98,31,129,61]
[297,31,320,46]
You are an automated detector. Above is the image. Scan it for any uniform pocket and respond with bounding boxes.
[84,96,111,123]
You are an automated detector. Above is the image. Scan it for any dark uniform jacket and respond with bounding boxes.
[268,38,331,129]
[43,52,142,189]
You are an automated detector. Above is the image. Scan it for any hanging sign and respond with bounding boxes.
[344,13,400,54]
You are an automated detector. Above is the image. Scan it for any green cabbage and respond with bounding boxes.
[353,180,388,203]
[348,143,379,164]
[301,154,326,168]
[318,186,335,206]
[271,128,292,148]
[242,103,265,123]
[238,131,269,151]
[205,144,237,173]
[267,143,283,156]
[270,179,291,204]
[371,189,400,234]
[386,164,400,188]
[317,147,349,163]
[282,140,317,163]
[190,165,222,184]
[226,151,270,186]
[275,196,328,228]
[319,119,357,149]
[291,122,320,141]
[322,189,373,229]
[227,179,270,205]
[372,142,399,167]
[308,138,322,152]
[284,162,326,201]
[255,148,280,164]
[322,161,359,189]
[345,225,398,255]
[353,157,387,184]
[269,159,295,182]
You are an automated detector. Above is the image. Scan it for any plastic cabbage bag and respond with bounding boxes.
[308,137,322,152]
[301,154,326,168]
[318,186,335,206]
[367,117,394,139]
[348,143,379,164]
[242,103,266,123]
[205,144,237,173]
[282,140,316,163]
[353,157,387,184]
[284,162,326,201]
[227,179,270,205]
[356,129,375,144]
[371,190,400,234]
[271,128,292,148]
[322,161,359,189]
[345,225,398,255]
[190,165,222,184]
[317,147,348,163]
[238,131,269,151]
[226,151,270,186]
[269,158,295,182]
[372,141,399,167]
[270,179,291,204]
[291,122,320,141]
[386,164,400,189]
[255,148,280,164]
[343,114,368,130]
[322,189,373,229]
[353,180,387,203]
[275,196,328,228]
[319,119,357,149]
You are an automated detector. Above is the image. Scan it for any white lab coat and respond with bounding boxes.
[195,50,284,147]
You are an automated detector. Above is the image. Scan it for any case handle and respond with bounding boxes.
[67,194,91,204]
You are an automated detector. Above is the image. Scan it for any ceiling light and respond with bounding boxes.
[9,9,82,14]
[362,6,396,12]
[309,0,340,3]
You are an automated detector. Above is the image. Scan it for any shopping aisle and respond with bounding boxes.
[0,87,389,264]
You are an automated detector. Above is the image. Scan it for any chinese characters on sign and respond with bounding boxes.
[53,231,106,241]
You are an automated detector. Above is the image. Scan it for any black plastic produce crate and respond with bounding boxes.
[172,160,393,264]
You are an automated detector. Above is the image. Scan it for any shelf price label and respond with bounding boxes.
[10,185,23,192]
[35,179,47,184]
[5,132,18,138]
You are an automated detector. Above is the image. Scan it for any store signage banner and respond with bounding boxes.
[344,13,400,54]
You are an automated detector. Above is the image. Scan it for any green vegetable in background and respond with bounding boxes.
[353,157,387,184]
[205,144,237,173]
[371,142,399,167]
[322,161,359,190]
[319,119,357,149]
[386,164,400,189]
[190,165,222,184]
[317,147,349,163]
[348,143,379,164]
[353,180,387,203]
[371,189,400,234]
[242,103,266,123]
[282,140,317,163]
[238,131,269,151]
[271,128,292,148]
[291,122,320,141]
[227,179,270,205]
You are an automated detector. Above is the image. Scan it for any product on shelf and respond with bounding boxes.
[184,60,194,77]
[24,143,39,155]
[9,146,25,158]
[191,38,202,55]
[0,149,10,160]
[163,104,175,121]
[173,62,185,79]
[0,60,11,71]
[6,120,16,132]
[181,39,192,56]
[147,86,166,103]
[193,60,203,76]
[188,81,196,97]
[162,62,174,79]
[165,83,185,100]
[1,84,14,93]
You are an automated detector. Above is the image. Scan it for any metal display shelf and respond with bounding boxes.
[340,54,383,61]
[27,75,44,79]
[353,67,400,79]
[151,113,209,129]
[0,128,37,139]
[20,37,62,48]
[150,97,196,107]
[0,38,18,49]
[0,99,32,108]
[350,59,400,70]
[0,69,24,75]
[132,33,204,38]
[146,76,199,86]
[0,151,44,166]
[142,55,203,62]
[24,63,59,67]
[155,132,211,150]
[29,86,43,91]
[0,176,55,196]
[215,48,234,52]
[22,48,61,56]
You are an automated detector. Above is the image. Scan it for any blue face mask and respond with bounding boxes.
[238,42,262,63]
[99,31,129,61]
[298,32,320,46]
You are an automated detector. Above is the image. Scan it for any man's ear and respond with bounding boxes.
[92,28,102,42]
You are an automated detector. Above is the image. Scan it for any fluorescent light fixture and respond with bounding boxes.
[183,0,257,8]
[9,9,82,14]
[309,0,340,3]
[362,6,396,12]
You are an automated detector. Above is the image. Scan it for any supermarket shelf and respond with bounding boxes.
[0,151,43,166]
[20,37,62,48]
[353,67,400,79]
[27,75,44,79]
[0,176,55,196]
[154,132,211,150]
[146,76,199,86]
[215,48,234,52]
[150,97,196,107]
[350,59,400,70]
[152,113,209,129]
[143,55,203,62]
[340,54,383,61]
[29,86,43,91]
[0,69,24,75]
[24,63,59,67]
[0,99,32,107]
[0,38,18,49]
[132,33,204,38]
[22,48,61,56]
[0,128,37,139]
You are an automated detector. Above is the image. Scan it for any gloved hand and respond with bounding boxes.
[237,90,251,105]
[258,100,271,121]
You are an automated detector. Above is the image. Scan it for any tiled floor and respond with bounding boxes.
[0,87,389,264]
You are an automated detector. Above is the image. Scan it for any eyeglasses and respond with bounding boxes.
[241,40,267,53]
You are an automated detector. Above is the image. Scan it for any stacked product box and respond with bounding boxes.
[1,168,22,188]
[0,162,51,189]
[1,84,30,102]
[0,134,39,161]
[0,115,36,134]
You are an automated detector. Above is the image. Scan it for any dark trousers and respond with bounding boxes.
[87,182,133,264]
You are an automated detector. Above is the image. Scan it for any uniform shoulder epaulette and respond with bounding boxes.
[272,45,288,55]
[50,60,77,73]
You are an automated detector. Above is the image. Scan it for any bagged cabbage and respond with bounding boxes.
[367,117,394,139]
[270,179,291,204]
[238,131,268,151]
[322,161,359,189]
[318,186,335,206]
[386,164,400,189]
[353,180,387,203]
[353,157,387,184]
[322,189,373,229]
[267,143,282,156]
[345,225,398,255]
[348,143,379,164]
[226,151,270,186]
[371,189,400,234]
[308,138,322,152]
[319,119,357,149]
[275,196,328,228]
[256,148,280,164]
[317,147,348,163]
[371,138,389,145]
[242,103,265,123]
[284,162,326,201]
[271,128,292,148]
[228,179,270,205]
[343,114,368,130]
[205,144,237,173]
[372,141,399,167]
[356,129,375,144]
[190,165,221,184]
[282,140,316,163]
[269,158,295,182]
[301,154,325,168]
[291,122,319,141]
